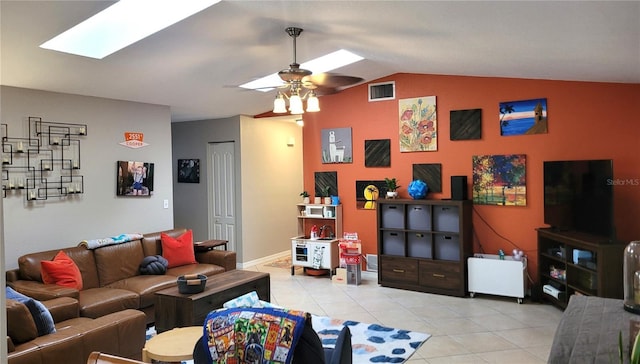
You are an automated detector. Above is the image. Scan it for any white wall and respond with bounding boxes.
[239,115,303,262]
[1,86,174,269]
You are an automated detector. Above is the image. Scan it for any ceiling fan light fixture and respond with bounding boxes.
[306,92,320,112]
[273,93,287,113]
[289,94,304,114]
[251,27,363,115]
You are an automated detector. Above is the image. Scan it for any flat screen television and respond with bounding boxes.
[543,159,615,239]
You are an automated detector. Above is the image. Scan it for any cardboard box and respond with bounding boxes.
[332,268,347,284]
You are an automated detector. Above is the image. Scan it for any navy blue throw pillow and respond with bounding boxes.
[5,287,56,336]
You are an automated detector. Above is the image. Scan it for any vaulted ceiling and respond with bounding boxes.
[1,1,638,122]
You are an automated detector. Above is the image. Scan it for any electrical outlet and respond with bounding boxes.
[163,199,169,209]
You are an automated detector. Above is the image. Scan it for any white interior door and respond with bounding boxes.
[207,142,236,252]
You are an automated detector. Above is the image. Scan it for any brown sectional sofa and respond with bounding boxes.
[5,227,237,364]
[7,297,146,364]
[6,228,236,324]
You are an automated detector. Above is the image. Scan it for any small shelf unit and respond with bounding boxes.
[290,204,343,275]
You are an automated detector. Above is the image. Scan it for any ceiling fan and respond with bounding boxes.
[271,27,364,114]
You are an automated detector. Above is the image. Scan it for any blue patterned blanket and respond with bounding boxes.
[79,233,143,249]
[311,315,430,363]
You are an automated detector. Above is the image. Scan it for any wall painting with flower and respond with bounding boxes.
[472,154,527,206]
[399,96,437,152]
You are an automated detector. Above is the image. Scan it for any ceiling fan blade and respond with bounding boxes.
[302,73,364,89]
[312,86,339,96]
[223,84,287,91]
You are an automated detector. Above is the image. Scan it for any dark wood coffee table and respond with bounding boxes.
[154,270,270,333]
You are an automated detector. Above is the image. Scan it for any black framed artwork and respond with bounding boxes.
[450,108,482,140]
[364,139,391,167]
[412,163,442,193]
[178,159,200,183]
[314,171,338,197]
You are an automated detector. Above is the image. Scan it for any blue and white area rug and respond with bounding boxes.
[312,315,431,363]
[146,316,430,364]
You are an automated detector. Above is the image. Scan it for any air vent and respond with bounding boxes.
[365,254,378,272]
[368,81,395,102]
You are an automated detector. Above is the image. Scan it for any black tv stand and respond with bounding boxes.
[537,228,626,309]
[549,226,571,233]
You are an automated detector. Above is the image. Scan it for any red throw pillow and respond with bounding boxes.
[161,230,197,268]
[41,250,83,290]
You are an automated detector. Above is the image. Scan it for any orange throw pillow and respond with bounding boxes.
[41,250,83,290]
[161,230,197,268]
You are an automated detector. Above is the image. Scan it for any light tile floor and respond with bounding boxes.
[243,261,563,364]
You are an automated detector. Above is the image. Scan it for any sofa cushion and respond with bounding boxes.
[6,287,56,336]
[161,230,197,268]
[41,250,83,290]
[42,297,79,323]
[166,263,225,278]
[6,299,39,344]
[78,288,140,319]
[105,275,176,308]
[93,240,145,287]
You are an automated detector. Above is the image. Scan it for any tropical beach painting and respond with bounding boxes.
[399,96,437,152]
[472,154,526,206]
[499,98,548,136]
[355,180,386,210]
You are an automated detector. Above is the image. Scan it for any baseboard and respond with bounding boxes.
[238,250,290,269]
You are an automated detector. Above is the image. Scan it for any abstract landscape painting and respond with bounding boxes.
[472,154,526,206]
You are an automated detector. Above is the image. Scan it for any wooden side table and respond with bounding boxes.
[194,239,228,251]
[142,326,202,363]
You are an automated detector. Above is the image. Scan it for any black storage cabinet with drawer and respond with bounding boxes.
[377,199,472,297]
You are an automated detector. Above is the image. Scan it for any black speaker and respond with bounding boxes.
[451,176,467,200]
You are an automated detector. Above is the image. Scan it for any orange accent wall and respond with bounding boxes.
[301,73,640,281]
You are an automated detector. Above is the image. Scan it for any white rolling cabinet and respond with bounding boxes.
[468,254,527,303]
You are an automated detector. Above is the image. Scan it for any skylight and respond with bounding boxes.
[240,49,364,92]
[40,0,221,59]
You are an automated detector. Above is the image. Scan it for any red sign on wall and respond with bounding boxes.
[120,132,149,148]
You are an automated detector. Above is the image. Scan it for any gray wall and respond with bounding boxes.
[171,116,242,252]
[1,86,174,269]
[1,180,5,358]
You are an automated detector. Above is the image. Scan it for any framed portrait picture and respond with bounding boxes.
[116,161,154,196]
[178,158,200,183]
